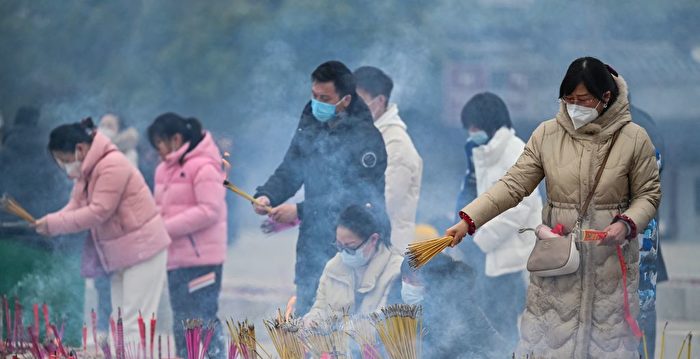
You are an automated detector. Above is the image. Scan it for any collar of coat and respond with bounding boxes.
[80,132,119,179]
[324,243,395,294]
[163,131,221,168]
[472,126,516,164]
[374,103,407,131]
[555,75,632,141]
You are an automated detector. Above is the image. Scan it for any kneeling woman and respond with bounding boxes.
[35,118,171,340]
[305,204,403,320]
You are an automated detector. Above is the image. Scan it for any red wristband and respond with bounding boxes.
[613,214,637,240]
[459,211,477,235]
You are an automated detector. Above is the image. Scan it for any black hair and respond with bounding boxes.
[559,57,619,111]
[353,66,394,102]
[311,61,357,98]
[148,112,204,165]
[48,117,96,153]
[14,106,40,127]
[337,203,391,247]
[460,92,512,137]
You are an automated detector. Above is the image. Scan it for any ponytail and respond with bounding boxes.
[148,112,205,164]
[48,117,96,152]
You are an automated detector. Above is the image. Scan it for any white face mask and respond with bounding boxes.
[59,150,83,179]
[567,102,600,130]
[401,282,425,305]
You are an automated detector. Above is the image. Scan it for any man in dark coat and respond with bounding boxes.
[254,61,387,315]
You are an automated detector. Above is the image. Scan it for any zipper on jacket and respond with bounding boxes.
[188,235,201,257]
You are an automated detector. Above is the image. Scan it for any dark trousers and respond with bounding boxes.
[168,265,224,358]
[94,274,112,332]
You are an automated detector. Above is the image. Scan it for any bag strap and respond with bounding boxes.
[578,127,624,222]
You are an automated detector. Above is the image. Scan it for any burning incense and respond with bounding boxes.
[263,309,305,359]
[299,311,349,358]
[42,303,50,339]
[32,304,39,340]
[183,319,218,359]
[82,322,88,353]
[0,194,35,224]
[661,321,669,359]
[117,309,125,359]
[370,304,424,359]
[138,311,147,359]
[405,236,454,269]
[226,318,261,359]
[150,313,156,359]
[346,316,381,359]
[50,324,67,357]
[91,309,99,356]
[223,180,272,213]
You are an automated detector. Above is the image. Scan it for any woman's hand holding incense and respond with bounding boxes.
[253,196,271,215]
[270,204,298,224]
[446,220,469,247]
[598,222,628,246]
[34,217,50,236]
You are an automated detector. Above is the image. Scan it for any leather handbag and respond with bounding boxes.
[524,129,622,277]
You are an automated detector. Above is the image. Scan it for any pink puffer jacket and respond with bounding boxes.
[154,132,227,270]
[46,132,171,273]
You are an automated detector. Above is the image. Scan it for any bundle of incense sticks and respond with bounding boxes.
[370,304,423,359]
[298,311,349,359]
[117,308,125,359]
[183,319,217,359]
[138,311,147,359]
[149,313,156,359]
[0,194,36,224]
[223,180,271,213]
[346,316,381,359]
[226,319,262,359]
[405,236,454,269]
[101,336,113,359]
[91,309,99,356]
[263,309,305,359]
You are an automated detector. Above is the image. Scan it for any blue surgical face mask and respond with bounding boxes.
[311,97,345,123]
[467,130,489,146]
[401,281,425,305]
[340,239,372,268]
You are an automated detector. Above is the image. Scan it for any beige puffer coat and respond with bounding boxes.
[461,76,661,358]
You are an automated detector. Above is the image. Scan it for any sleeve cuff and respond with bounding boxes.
[459,211,477,235]
[613,214,637,240]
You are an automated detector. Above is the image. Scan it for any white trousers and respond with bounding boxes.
[110,249,167,343]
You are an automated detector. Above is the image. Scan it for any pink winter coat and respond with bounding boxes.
[45,132,171,273]
[154,132,227,270]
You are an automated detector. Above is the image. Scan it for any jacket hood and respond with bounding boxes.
[374,103,407,131]
[164,132,221,168]
[555,75,632,141]
[81,132,119,178]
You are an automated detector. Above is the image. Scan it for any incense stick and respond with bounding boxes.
[298,310,349,358]
[405,236,454,269]
[370,304,424,359]
[223,180,272,213]
[138,311,147,359]
[1,194,36,224]
[346,316,381,359]
[91,308,99,356]
[263,309,305,359]
[661,321,668,359]
[150,313,156,359]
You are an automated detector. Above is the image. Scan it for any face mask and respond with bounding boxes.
[340,239,372,268]
[60,150,83,179]
[99,127,117,140]
[401,282,425,305]
[467,130,489,146]
[311,97,345,122]
[567,102,600,130]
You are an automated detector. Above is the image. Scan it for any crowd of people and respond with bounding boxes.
[0,56,665,358]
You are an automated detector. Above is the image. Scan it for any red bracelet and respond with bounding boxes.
[459,211,477,235]
[613,214,637,240]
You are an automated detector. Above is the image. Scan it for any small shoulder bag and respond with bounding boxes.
[524,130,621,277]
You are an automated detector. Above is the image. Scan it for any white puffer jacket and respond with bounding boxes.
[374,104,423,251]
[472,127,543,277]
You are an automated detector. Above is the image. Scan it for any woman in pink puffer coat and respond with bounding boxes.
[149,113,227,358]
[35,118,171,341]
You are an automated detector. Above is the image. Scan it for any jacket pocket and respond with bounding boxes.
[187,235,201,257]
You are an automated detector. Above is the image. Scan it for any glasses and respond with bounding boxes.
[560,96,599,107]
[333,237,370,255]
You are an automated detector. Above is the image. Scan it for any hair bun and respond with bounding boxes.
[80,117,96,136]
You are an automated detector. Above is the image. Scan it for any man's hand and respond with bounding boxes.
[253,196,271,215]
[34,217,50,236]
[270,204,298,224]
[446,220,469,247]
[598,221,629,246]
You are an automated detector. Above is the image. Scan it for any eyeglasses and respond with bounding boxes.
[333,237,370,255]
[560,96,599,107]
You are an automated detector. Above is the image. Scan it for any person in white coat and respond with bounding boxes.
[456,92,543,345]
[354,66,423,251]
